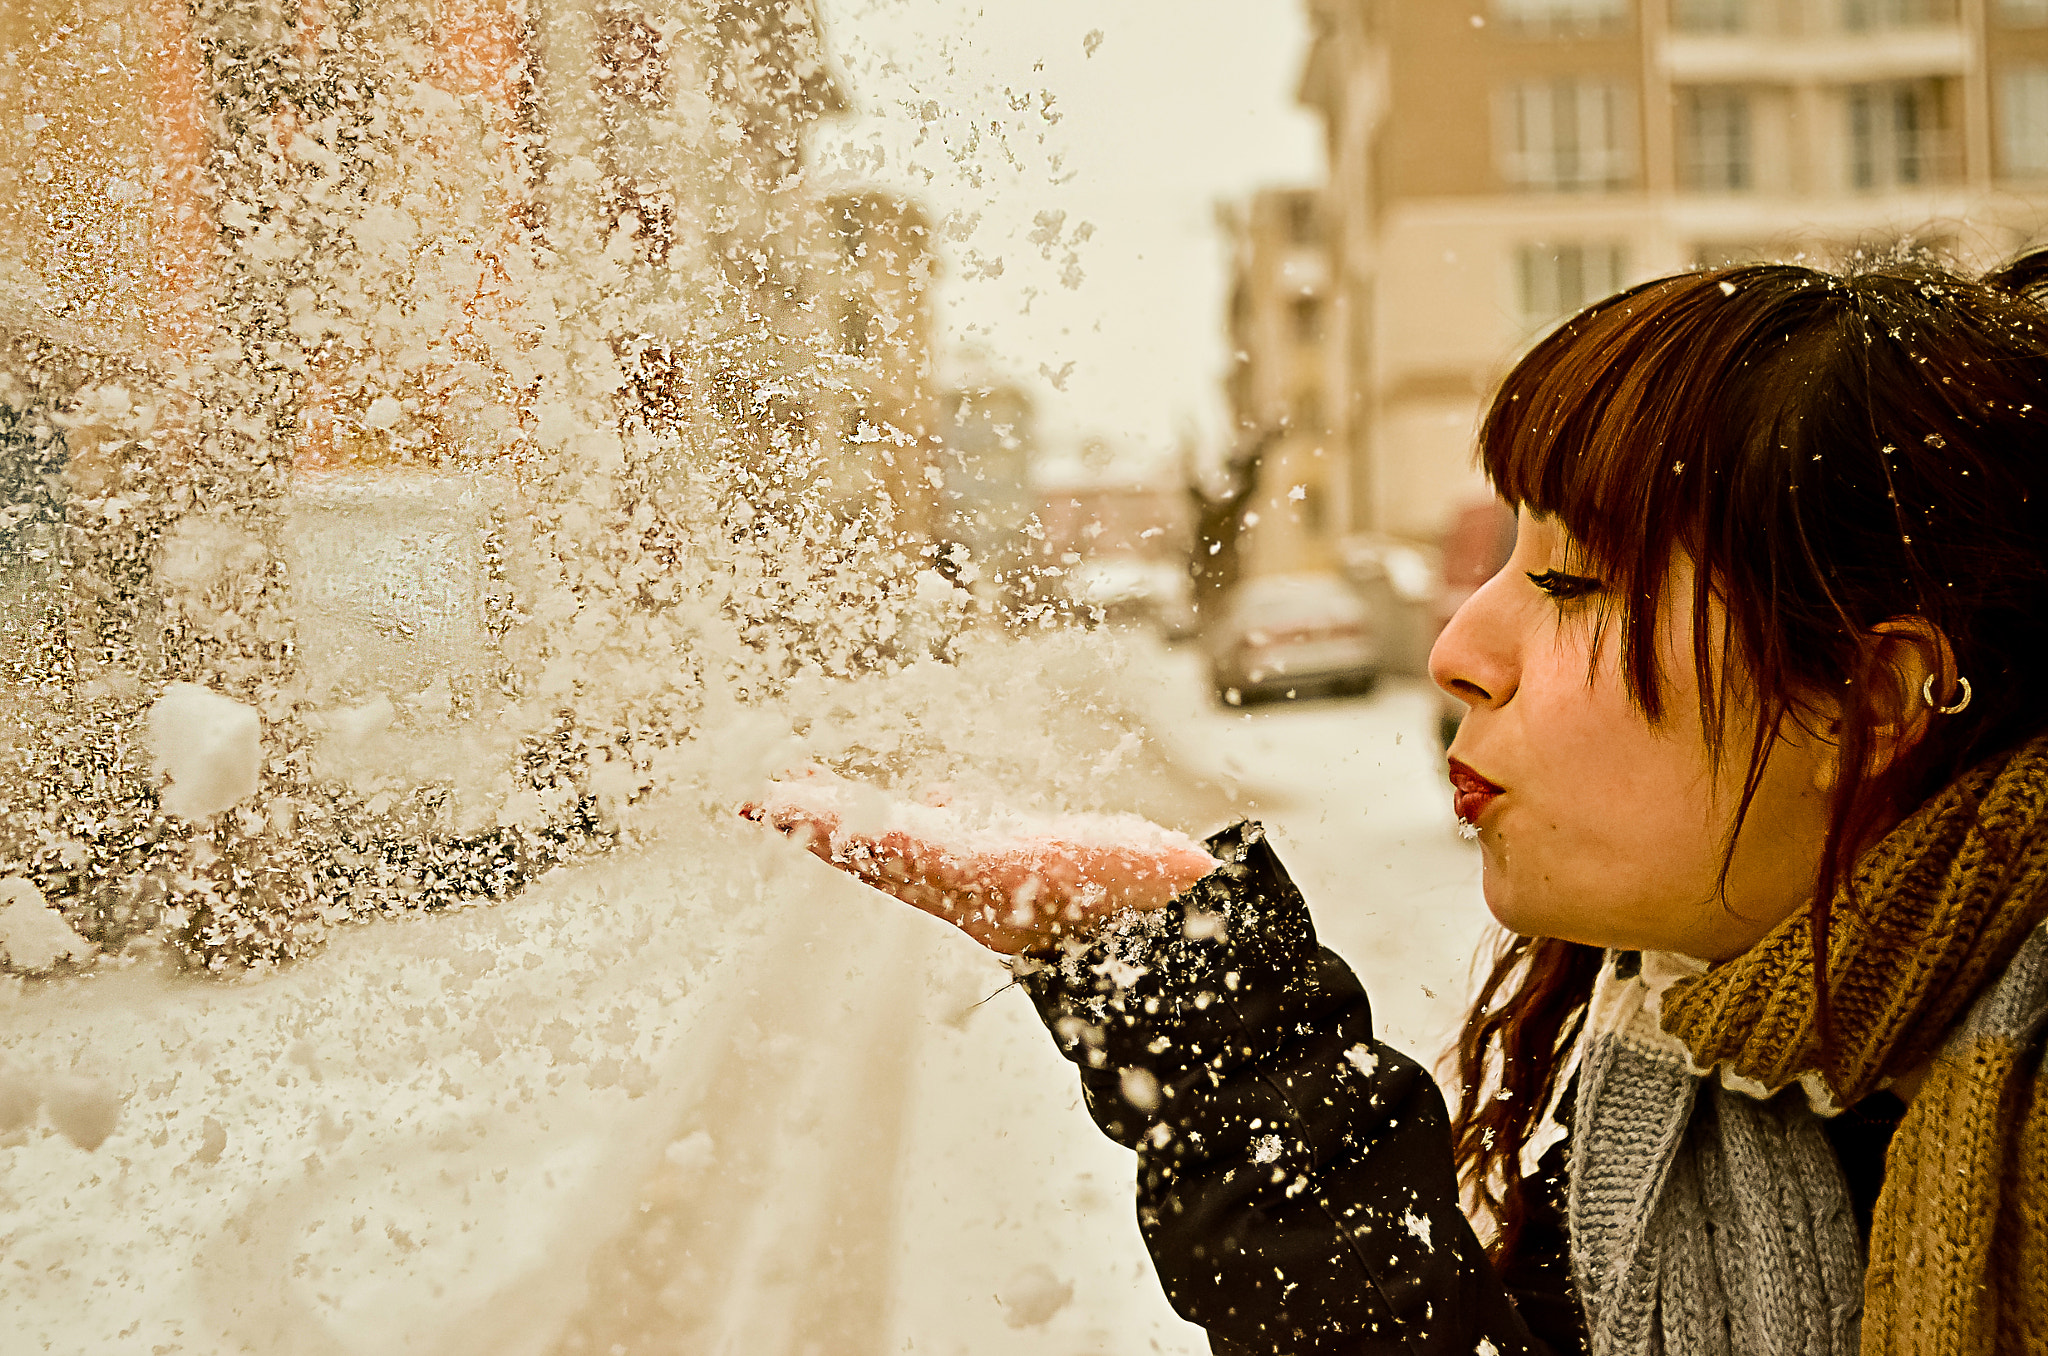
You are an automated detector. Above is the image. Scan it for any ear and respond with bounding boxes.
[1856,617,1954,779]
[1805,618,1952,795]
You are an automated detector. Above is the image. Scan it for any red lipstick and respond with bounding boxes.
[1446,757,1504,825]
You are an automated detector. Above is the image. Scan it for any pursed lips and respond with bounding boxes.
[1446,757,1504,824]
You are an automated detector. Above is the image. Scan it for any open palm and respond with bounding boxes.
[740,771,1220,953]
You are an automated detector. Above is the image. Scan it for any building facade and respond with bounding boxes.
[814,191,941,544]
[936,378,1035,584]
[1219,187,1345,582]
[1300,0,2048,543]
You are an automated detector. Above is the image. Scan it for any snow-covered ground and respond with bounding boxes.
[0,626,1490,1355]
[881,634,1492,1354]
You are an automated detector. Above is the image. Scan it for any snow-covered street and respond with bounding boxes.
[882,632,1492,1354]
[0,625,1495,1356]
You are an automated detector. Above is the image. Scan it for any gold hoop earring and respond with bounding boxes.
[1923,674,1973,715]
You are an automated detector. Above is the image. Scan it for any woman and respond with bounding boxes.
[747,254,2048,1352]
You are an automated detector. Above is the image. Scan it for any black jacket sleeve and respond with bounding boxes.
[1013,820,1581,1356]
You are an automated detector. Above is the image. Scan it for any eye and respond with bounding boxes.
[1525,569,1602,601]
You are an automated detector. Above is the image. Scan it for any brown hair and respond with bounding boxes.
[1450,251,2048,1261]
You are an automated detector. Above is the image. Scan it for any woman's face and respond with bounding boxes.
[1428,509,1839,961]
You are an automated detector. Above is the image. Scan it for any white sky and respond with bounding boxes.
[811,0,1324,475]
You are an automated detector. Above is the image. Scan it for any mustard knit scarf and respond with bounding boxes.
[1660,732,2048,1354]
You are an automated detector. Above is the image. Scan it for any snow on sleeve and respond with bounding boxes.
[146,682,263,821]
[1118,1066,1161,1113]
[1342,1043,1379,1078]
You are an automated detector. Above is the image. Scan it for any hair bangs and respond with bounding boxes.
[1477,267,1832,723]
[1482,270,1806,570]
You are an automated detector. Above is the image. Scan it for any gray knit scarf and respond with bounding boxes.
[1564,923,2048,1354]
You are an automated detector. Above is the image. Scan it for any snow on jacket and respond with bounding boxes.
[1014,821,1907,1355]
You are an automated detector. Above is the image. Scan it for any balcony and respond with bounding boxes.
[1661,26,1969,84]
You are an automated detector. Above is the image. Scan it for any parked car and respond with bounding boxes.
[1064,556,1199,639]
[1432,497,1518,748]
[1337,534,1438,677]
[1207,571,1381,705]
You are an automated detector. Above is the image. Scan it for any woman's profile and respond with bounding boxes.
[748,252,2048,1352]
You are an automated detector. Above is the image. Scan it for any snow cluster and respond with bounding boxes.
[750,763,1221,861]
[146,682,262,822]
[0,878,90,973]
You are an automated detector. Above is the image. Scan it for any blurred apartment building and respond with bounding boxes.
[1296,0,2048,543]
[0,2,950,970]
[0,0,938,535]
[814,192,942,542]
[1033,451,1198,624]
[936,378,1036,579]
[1218,189,1345,583]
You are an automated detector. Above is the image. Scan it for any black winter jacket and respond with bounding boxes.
[1015,821,1902,1355]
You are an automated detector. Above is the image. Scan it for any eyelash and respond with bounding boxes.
[1525,569,1602,601]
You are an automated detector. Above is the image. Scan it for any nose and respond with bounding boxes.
[1429,574,1518,714]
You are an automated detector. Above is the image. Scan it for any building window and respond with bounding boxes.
[1516,243,1627,330]
[597,11,669,105]
[1291,296,1325,344]
[1291,387,1325,432]
[1847,80,1953,189]
[838,299,871,356]
[1672,0,1747,31]
[1679,88,1753,191]
[1497,80,1635,190]
[1843,0,1942,28]
[1285,195,1320,245]
[1494,0,1627,35]
[2003,66,2048,175]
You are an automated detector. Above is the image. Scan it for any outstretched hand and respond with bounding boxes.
[739,770,1220,953]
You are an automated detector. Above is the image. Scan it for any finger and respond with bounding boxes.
[740,809,853,877]
[744,801,1218,953]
